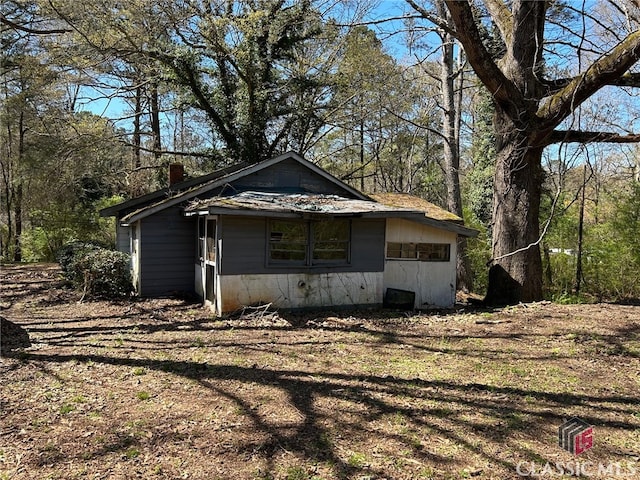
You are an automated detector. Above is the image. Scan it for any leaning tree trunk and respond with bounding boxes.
[485,114,544,305]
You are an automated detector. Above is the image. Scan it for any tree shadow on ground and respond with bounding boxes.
[7,348,639,478]
[4,263,639,477]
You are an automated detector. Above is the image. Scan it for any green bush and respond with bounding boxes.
[57,242,132,298]
[56,241,102,275]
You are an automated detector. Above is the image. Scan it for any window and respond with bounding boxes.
[312,220,349,262]
[206,219,216,262]
[197,217,206,260]
[269,219,350,265]
[386,242,450,262]
[417,243,450,261]
[269,221,308,263]
[198,217,217,263]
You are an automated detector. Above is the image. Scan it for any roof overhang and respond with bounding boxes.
[184,191,479,237]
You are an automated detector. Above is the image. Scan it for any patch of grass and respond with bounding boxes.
[132,367,146,376]
[552,293,592,304]
[136,391,150,401]
[59,404,75,414]
[284,466,310,480]
[125,447,140,459]
[505,412,530,429]
[408,434,423,451]
[506,365,529,377]
[347,451,367,468]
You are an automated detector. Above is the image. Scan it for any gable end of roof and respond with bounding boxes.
[108,151,370,223]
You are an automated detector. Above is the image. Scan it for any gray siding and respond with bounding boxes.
[235,158,353,194]
[219,215,385,275]
[139,206,196,296]
[200,158,357,199]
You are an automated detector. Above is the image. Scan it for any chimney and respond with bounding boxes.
[169,163,185,186]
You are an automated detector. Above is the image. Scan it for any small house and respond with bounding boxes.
[101,152,477,313]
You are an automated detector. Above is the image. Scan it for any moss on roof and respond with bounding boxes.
[368,193,463,223]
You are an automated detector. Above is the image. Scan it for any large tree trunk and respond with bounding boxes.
[485,114,544,304]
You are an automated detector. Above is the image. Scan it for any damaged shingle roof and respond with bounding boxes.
[185,191,408,215]
[367,193,464,223]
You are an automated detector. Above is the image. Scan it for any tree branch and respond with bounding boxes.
[541,72,640,94]
[547,130,640,145]
[405,0,456,36]
[0,12,71,34]
[483,0,513,47]
[442,0,524,116]
[538,30,640,127]
[119,142,215,158]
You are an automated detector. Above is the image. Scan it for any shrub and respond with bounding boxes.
[56,241,102,275]
[57,242,133,299]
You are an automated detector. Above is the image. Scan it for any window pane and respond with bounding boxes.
[387,242,421,259]
[314,220,349,241]
[269,221,308,262]
[206,220,216,261]
[313,241,349,260]
[386,242,402,258]
[312,220,349,262]
[401,243,417,258]
[198,217,206,259]
[417,243,450,261]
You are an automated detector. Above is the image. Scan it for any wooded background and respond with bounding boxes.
[3,0,640,303]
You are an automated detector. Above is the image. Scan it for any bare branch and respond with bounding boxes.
[119,142,215,158]
[547,130,640,145]
[405,0,456,36]
[442,0,524,116]
[541,72,640,94]
[0,12,71,34]
[337,14,424,28]
[538,30,640,127]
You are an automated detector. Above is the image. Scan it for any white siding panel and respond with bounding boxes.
[218,271,383,312]
[384,218,458,308]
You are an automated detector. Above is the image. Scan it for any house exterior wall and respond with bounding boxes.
[211,215,385,312]
[383,218,458,308]
[138,206,196,296]
[218,216,385,275]
[216,271,383,312]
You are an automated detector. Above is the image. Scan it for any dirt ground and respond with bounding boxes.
[1,263,639,480]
